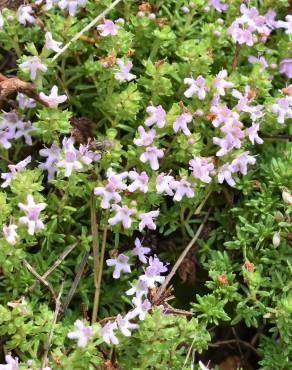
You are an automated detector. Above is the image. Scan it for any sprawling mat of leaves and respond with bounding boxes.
[0,1,291,369]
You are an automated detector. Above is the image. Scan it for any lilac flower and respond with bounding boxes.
[58,0,87,17]
[138,210,159,232]
[126,278,149,298]
[57,137,83,177]
[44,32,62,53]
[16,5,35,25]
[248,55,268,72]
[156,173,175,196]
[184,76,207,100]
[145,105,166,128]
[279,59,292,79]
[16,93,36,109]
[36,0,58,10]
[133,126,156,146]
[0,112,19,149]
[213,70,234,96]
[67,320,92,348]
[245,105,264,122]
[210,105,239,128]
[106,253,131,279]
[247,123,264,145]
[128,297,151,320]
[0,354,19,370]
[39,144,61,180]
[96,19,118,37]
[232,85,255,112]
[19,56,47,81]
[1,156,31,188]
[181,6,190,14]
[140,146,164,170]
[116,314,139,336]
[208,0,228,12]
[218,164,236,187]
[78,143,100,164]
[172,179,194,201]
[18,195,47,235]
[128,170,149,193]
[131,238,151,264]
[231,151,256,175]
[108,204,135,229]
[213,133,242,157]
[227,21,254,46]
[39,85,67,108]
[14,120,35,145]
[189,157,214,183]
[101,321,119,345]
[277,15,292,35]
[115,59,136,81]
[2,224,18,245]
[173,113,193,136]
[140,255,168,288]
[271,97,292,124]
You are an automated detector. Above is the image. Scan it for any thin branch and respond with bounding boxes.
[209,339,260,357]
[232,43,241,71]
[25,243,77,294]
[23,260,56,302]
[60,250,89,317]
[261,133,292,141]
[153,210,211,305]
[41,278,65,369]
[52,0,123,61]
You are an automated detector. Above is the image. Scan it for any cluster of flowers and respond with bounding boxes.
[0,354,51,370]
[0,112,34,149]
[67,237,168,346]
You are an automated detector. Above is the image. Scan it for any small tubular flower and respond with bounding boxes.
[108,204,135,229]
[19,56,47,81]
[39,86,67,108]
[145,105,166,128]
[67,320,92,348]
[138,210,159,232]
[189,157,214,183]
[18,195,47,235]
[106,253,131,279]
[2,224,18,246]
[96,19,118,36]
[101,321,119,345]
[172,179,194,201]
[131,238,151,263]
[173,113,193,136]
[128,170,149,193]
[115,59,136,81]
[139,146,164,170]
[133,126,156,147]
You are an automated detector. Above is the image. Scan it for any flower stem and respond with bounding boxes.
[90,193,99,323]
[232,43,241,71]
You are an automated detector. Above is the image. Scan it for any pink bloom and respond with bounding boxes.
[1,156,31,188]
[106,253,131,279]
[18,195,47,235]
[213,70,234,96]
[39,144,61,180]
[0,354,19,370]
[115,59,136,81]
[116,314,139,336]
[78,143,101,165]
[189,157,214,183]
[67,320,92,348]
[231,151,256,175]
[108,204,135,229]
[173,113,193,136]
[16,5,35,25]
[2,224,18,245]
[145,105,166,128]
[138,210,159,232]
[208,0,228,12]
[45,32,62,52]
[210,105,239,127]
[126,278,149,298]
[277,15,292,35]
[271,97,292,124]
[57,137,83,177]
[133,126,156,146]
[247,123,263,145]
[213,132,243,157]
[14,120,35,145]
[279,59,292,79]
[128,170,149,193]
[248,55,268,72]
[140,146,164,170]
[156,172,175,196]
[172,179,194,201]
[218,164,236,187]
[140,255,168,288]
[131,238,151,264]
[97,19,118,36]
[58,0,87,17]
[128,297,151,321]
[101,321,119,345]
[19,56,47,81]
[39,85,67,108]
[16,93,36,109]
[184,76,207,99]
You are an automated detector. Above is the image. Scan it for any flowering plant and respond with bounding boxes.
[0,0,291,369]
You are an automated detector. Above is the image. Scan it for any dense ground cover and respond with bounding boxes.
[0,0,291,369]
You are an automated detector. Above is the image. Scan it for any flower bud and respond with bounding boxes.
[272,232,281,247]
[188,138,195,145]
[137,11,145,18]
[282,188,292,205]
[149,13,156,20]
[181,6,190,14]
[203,6,210,12]
[274,211,284,221]
[213,31,221,38]
[270,63,277,69]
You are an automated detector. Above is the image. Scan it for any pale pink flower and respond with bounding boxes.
[156,173,175,196]
[277,15,292,35]
[247,123,263,145]
[213,70,234,96]
[19,56,47,81]
[133,126,156,146]
[2,224,18,245]
[58,0,87,17]
[115,59,136,81]
[1,156,31,188]
[140,255,168,288]
[108,204,135,229]
[218,164,236,187]
[44,32,62,52]
[39,144,61,180]
[16,93,36,109]
[101,321,119,345]
[189,157,214,183]
[18,195,47,235]
[97,19,118,36]
[172,179,194,201]
[106,253,131,279]
[116,314,139,336]
[140,146,164,170]
[128,170,149,193]
[39,85,67,108]
[16,5,35,25]
[271,97,292,124]
[138,210,159,232]
[173,113,193,136]
[184,76,207,100]
[231,151,256,175]
[131,238,151,264]
[0,354,19,370]
[67,320,92,348]
[145,105,166,128]
[57,137,83,177]
[128,297,151,320]
[126,278,149,298]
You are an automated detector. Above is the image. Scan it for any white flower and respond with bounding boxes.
[67,320,92,348]
[16,6,35,25]
[2,224,18,245]
[101,321,119,345]
[45,32,62,52]
[114,59,136,81]
[19,56,47,81]
[39,85,67,108]
[131,238,151,263]
[18,195,47,236]
[106,253,131,279]
[116,314,139,336]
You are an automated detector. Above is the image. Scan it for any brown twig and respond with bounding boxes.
[23,260,57,303]
[209,339,260,357]
[60,250,89,317]
[91,193,100,323]
[232,43,241,71]
[41,278,65,369]
[153,210,211,305]
[25,243,77,294]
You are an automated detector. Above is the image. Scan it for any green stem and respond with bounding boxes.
[149,38,161,61]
